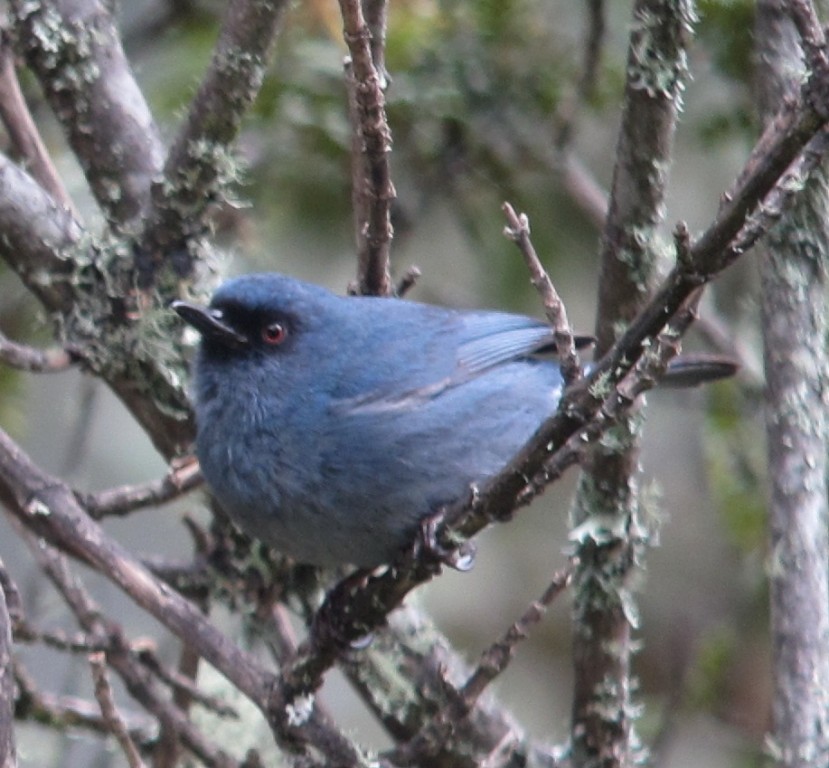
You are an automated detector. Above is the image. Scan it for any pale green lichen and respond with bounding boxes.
[627,0,696,106]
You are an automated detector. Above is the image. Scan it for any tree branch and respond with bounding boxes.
[81,459,202,519]
[138,0,289,287]
[571,1,693,762]
[756,3,829,766]
[0,559,16,768]
[340,0,395,296]
[0,427,373,765]
[0,332,75,373]
[385,563,573,767]
[0,32,75,213]
[502,202,581,384]
[89,652,148,768]
[9,0,164,228]
[13,660,155,746]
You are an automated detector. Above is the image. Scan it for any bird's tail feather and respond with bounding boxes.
[662,353,739,388]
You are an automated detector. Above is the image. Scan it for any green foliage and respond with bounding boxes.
[695,0,756,146]
[697,0,755,84]
[704,383,766,554]
[687,623,736,710]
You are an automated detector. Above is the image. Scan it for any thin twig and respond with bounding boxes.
[81,458,203,518]
[340,0,395,296]
[462,563,574,702]
[137,648,238,719]
[89,651,148,768]
[15,523,240,768]
[386,563,574,766]
[13,622,107,654]
[10,0,164,227]
[14,660,155,744]
[0,556,15,768]
[0,332,74,373]
[502,202,581,384]
[0,31,75,213]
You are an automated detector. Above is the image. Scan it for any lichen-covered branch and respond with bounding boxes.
[570,1,693,763]
[756,3,829,767]
[0,153,86,315]
[139,0,289,288]
[9,0,164,229]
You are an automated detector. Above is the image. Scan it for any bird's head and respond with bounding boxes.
[172,273,332,362]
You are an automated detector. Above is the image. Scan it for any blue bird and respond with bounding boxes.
[173,273,732,567]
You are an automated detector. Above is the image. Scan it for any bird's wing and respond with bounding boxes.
[456,312,592,373]
[332,311,582,416]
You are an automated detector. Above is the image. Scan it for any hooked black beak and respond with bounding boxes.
[172,300,249,348]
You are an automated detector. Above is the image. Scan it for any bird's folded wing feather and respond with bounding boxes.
[456,312,592,373]
[334,311,586,415]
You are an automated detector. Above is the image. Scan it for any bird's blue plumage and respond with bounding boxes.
[180,273,569,566]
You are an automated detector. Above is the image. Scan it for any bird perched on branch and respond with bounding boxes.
[173,273,734,567]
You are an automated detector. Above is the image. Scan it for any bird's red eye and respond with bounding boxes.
[261,322,287,345]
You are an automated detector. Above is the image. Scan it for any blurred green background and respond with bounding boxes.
[1,1,769,765]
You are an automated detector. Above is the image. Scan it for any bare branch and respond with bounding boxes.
[559,154,609,230]
[0,332,75,373]
[81,459,203,519]
[502,202,581,384]
[385,563,573,766]
[0,32,75,212]
[340,0,395,296]
[12,522,241,768]
[0,559,15,768]
[0,428,370,764]
[89,652,148,768]
[14,660,155,744]
[136,648,237,719]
